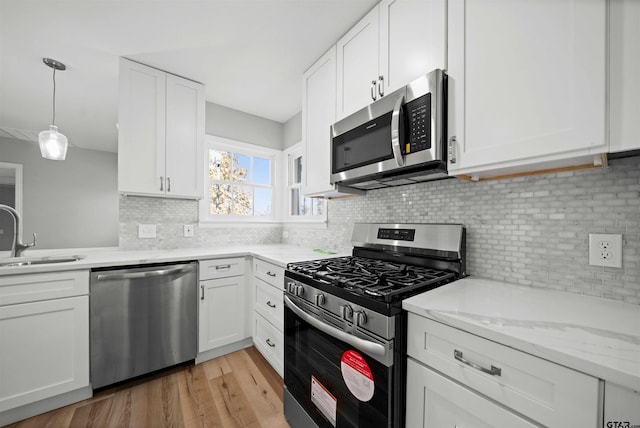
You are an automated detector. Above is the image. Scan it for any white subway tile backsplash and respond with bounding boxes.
[283,156,640,305]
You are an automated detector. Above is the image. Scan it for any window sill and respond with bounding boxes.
[198,219,282,228]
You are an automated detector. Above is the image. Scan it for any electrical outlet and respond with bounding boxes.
[589,233,622,268]
[138,224,156,239]
[183,224,194,237]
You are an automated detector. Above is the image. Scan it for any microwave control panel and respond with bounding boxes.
[404,93,431,155]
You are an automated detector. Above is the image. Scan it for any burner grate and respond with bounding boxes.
[287,256,455,302]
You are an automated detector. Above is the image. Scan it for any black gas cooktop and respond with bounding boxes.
[286,255,456,303]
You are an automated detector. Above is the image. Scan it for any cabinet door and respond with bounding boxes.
[198,276,246,352]
[336,6,380,120]
[118,58,166,196]
[0,296,89,412]
[448,0,607,177]
[379,0,446,94]
[302,46,336,196]
[604,383,640,426]
[609,0,640,153]
[406,359,538,428]
[165,74,205,199]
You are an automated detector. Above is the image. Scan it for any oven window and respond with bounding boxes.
[332,111,395,174]
[284,306,391,428]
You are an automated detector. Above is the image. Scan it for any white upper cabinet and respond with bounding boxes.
[165,74,205,198]
[379,0,446,95]
[447,0,607,179]
[118,58,205,199]
[609,0,640,154]
[336,0,446,120]
[302,47,337,197]
[336,6,379,120]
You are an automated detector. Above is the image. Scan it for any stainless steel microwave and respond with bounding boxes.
[330,69,447,190]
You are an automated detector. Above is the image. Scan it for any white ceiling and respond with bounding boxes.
[0,0,378,153]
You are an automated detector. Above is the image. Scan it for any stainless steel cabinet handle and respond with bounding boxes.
[266,338,276,348]
[378,75,384,97]
[266,300,276,308]
[167,177,171,192]
[449,137,457,164]
[160,176,164,191]
[285,295,385,357]
[201,284,205,300]
[215,264,231,270]
[370,80,377,101]
[391,95,405,167]
[454,349,502,376]
[266,271,277,277]
[96,266,194,281]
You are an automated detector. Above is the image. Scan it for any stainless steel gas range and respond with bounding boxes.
[283,223,466,428]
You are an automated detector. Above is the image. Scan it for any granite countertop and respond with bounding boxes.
[403,277,640,391]
[0,244,348,276]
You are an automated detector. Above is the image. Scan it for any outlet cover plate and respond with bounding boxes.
[183,224,194,237]
[589,233,622,268]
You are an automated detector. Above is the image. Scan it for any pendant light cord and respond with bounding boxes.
[52,67,56,126]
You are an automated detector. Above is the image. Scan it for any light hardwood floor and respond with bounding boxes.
[7,347,290,428]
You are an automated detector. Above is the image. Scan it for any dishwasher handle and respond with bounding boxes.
[95,265,194,281]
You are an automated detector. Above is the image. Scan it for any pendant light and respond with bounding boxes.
[38,58,68,160]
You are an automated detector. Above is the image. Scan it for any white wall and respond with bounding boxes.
[205,102,284,150]
[283,111,302,149]
[0,137,118,249]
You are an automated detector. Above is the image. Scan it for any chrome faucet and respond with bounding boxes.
[0,204,36,257]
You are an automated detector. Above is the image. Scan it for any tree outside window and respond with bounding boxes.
[208,149,273,217]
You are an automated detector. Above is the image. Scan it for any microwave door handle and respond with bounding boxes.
[391,95,405,167]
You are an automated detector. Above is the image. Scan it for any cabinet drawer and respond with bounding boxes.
[406,358,538,428]
[253,312,283,377]
[253,259,283,289]
[407,314,599,428]
[0,270,89,306]
[254,278,283,331]
[199,257,245,280]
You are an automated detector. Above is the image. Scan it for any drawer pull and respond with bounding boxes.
[266,300,276,308]
[266,271,277,277]
[215,264,231,270]
[454,349,502,377]
[266,338,276,348]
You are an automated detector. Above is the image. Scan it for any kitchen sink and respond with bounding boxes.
[0,255,86,267]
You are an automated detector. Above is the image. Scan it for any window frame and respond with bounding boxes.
[283,142,327,224]
[199,135,282,225]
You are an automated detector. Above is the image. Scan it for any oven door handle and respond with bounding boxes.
[390,94,405,167]
[284,295,386,357]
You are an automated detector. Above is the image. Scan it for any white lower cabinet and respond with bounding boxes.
[406,358,537,428]
[406,313,600,427]
[198,258,248,353]
[604,383,640,426]
[0,271,90,418]
[252,258,284,376]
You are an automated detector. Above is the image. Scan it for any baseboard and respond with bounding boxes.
[0,386,92,427]
[195,337,253,364]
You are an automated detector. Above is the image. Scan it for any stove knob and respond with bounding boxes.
[355,310,367,326]
[340,304,353,320]
[314,293,326,306]
[286,282,296,293]
[295,285,304,297]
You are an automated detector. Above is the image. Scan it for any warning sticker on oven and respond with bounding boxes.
[311,375,337,427]
[340,350,374,402]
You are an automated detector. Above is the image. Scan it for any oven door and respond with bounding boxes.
[283,296,395,428]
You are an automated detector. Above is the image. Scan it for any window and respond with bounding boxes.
[285,144,326,221]
[201,136,278,222]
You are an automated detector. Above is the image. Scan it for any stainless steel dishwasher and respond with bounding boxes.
[90,262,197,389]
